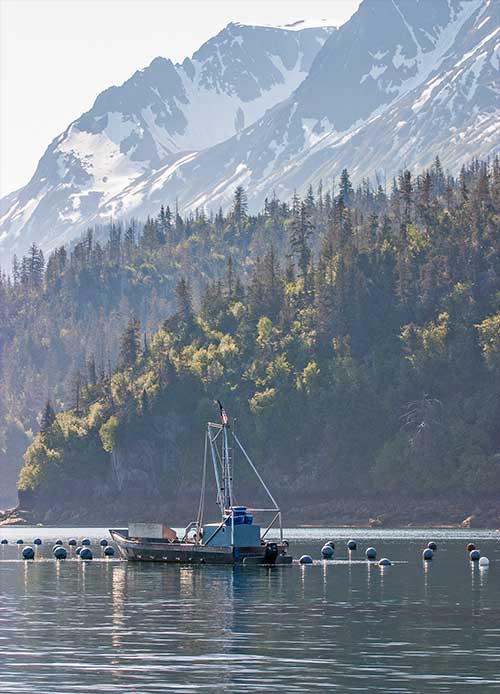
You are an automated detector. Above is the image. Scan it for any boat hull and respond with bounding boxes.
[109,529,292,565]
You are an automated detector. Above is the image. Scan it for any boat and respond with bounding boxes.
[110,402,292,565]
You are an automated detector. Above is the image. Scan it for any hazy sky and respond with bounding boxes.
[0,0,361,198]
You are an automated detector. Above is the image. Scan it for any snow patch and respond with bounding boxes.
[466,50,489,100]
[171,51,308,153]
[0,186,47,241]
[455,26,500,67]
[392,44,413,69]
[477,16,491,31]
[141,105,179,156]
[150,151,198,192]
[360,64,388,83]
[255,19,336,32]
[412,71,451,112]
[58,126,146,199]
[302,117,333,148]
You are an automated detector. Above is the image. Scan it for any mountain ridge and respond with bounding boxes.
[0,21,333,265]
[135,0,497,212]
[1,0,499,268]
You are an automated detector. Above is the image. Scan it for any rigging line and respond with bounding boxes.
[210,426,223,442]
[232,432,280,510]
[224,426,234,505]
[208,424,224,513]
[212,433,225,472]
[196,431,208,531]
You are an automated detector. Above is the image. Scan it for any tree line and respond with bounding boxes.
[1,157,499,515]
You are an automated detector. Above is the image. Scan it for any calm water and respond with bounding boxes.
[0,527,498,693]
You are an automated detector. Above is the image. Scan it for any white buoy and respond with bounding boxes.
[479,556,490,567]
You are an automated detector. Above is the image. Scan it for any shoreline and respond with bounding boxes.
[1,513,498,532]
[2,490,499,530]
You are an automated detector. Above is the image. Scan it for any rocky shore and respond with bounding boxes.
[2,491,498,529]
[0,507,35,527]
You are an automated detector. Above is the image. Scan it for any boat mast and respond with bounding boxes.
[218,399,233,510]
[207,400,234,517]
[207,424,224,515]
[223,422,233,509]
[204,400,284,544]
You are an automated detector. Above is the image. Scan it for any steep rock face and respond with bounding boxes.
[0,22,333,264]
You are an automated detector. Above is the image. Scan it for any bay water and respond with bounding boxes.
[0,528,498,692]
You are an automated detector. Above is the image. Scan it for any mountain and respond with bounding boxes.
[118,0,498,213]
[1,0,499,267]
[0,21,333,265]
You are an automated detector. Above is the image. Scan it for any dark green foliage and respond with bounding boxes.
[119,317,141,370]
[232,185,248,232]
[339,168,353,206]
[40,400,55,436]
[1,158,500,513]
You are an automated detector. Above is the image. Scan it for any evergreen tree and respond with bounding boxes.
[119,317,141,370]
[141,388,149,414]
[87,354,97,386]
[165,278,196,345]
[72,370,83,415]
[12,255,20,286]
[290,201,313,295]
[232,186,248,231]
[339,168,353,206]
[40,399,56,436]
[3,157,500,520]
[124,223,137,257]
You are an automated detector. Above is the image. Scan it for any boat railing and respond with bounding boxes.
[182,521,198,543]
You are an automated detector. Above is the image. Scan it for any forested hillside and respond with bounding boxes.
[1,157,499,525]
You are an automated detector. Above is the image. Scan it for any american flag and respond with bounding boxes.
[217,400,229,426]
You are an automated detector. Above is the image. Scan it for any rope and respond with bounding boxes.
[196,432,208,536]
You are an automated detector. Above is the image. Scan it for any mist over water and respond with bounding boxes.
[0,529,499,693]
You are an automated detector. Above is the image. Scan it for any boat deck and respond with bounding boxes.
[109,529,292,565]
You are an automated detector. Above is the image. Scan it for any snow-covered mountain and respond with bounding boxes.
[0,21,333,264]
[116,0,498,214]
[1,0,499,267]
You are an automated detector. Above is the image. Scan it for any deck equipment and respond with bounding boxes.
[110,402,291,565]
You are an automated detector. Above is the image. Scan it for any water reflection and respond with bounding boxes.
[0,535,499,693]
[112,564,126,648]
[423,557,431,599]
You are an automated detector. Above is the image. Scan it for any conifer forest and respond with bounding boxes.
[1,158,499,525]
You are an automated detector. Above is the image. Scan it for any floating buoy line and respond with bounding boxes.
[0,536,492,568]
[0,536,118,562]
